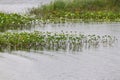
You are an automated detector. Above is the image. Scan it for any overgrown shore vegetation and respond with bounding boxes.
[29,0,120,22]
[0,0,120,31]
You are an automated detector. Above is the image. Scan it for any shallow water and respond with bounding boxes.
[1,23,120,80]
[0,0,120,80]
[31,23,120,36]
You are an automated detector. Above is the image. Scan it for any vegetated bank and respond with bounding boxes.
[29,0,120,23]
[0,12,34,32]
[0,31,116,52]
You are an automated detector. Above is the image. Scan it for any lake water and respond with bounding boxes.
[0,0,120,80]
[0,0,52,13]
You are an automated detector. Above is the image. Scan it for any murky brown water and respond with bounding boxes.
[0,0,120,80]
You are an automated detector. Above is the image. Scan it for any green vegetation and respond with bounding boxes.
[0,12,34,32]
[0,31,116,52]
[29,0,120,22]
[0,0,118,52]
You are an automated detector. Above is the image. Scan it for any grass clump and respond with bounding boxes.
[29,0,120,22]
[0,12,34,32]
[0,31,116,52]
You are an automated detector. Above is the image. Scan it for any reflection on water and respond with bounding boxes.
[33,22,120,42]
[31,23,120,36]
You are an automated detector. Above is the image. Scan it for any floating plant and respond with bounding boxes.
[0,12,34,32]
[0,31,117,52]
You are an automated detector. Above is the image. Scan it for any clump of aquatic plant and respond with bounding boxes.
[33,11,120,23]
[0,31,117,52]
[29,0,120,23]
[0,12,34,32]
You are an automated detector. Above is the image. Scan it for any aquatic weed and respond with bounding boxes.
[0,31,117,52]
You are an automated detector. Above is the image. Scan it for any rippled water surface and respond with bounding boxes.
[0,0,120,80]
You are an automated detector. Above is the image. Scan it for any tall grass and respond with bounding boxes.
[30,0,120,14]
[29,0,120,22]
